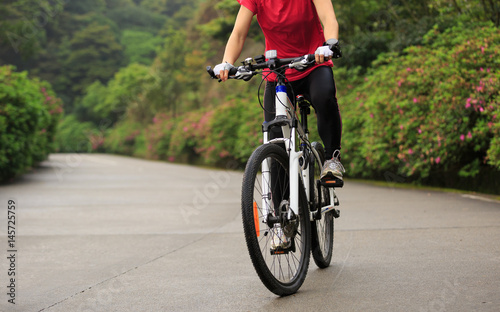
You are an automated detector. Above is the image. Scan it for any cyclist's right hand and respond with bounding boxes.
[213,62,235,82]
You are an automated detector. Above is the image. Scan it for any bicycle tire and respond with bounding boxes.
[241,143,311,296]
[310,142,335,268]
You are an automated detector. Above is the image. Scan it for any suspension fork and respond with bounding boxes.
[261,130,271,219]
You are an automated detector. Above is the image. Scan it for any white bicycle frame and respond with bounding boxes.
[261,83,337,221]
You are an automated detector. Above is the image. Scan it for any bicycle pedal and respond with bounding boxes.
[320,177,344,188]
[270,243,295,255]
[270,247,290,255]
[270,238,295,255]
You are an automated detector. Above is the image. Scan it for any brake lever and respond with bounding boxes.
[289,55,315,71]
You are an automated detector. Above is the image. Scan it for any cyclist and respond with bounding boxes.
[214,0,345,185]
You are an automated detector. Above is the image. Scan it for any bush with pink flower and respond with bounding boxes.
[340,22,499,191]
[0,66,63,182]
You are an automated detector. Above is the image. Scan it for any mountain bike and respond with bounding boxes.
[207,50,341,296]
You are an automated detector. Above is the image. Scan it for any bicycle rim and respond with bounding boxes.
[241,143,311,296]
[311,142,334,268]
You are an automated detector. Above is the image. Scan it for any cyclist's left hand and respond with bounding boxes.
[213,62,235,82]
[315,46,333,64]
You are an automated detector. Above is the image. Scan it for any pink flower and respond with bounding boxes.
[460,134,465,141]
[408,148,413,155]
[370,113,374,118]
[481,46,485,53]
[435,157,441,164]
[46,96,51,101]
[153,117,158,124]
[480,67,484,72]
[465,98,472,108]
[418,129,422,134]
[406,67,411,72]
[183,126,188,132]
[479,107,484,112]
[400,125,404,130]
[413,98,418,103]
[168,156,175,162]
[467,131,472,139]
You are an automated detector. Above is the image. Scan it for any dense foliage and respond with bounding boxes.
[0,65,62,182]
[1,0,498,192]
[340,22,500,191]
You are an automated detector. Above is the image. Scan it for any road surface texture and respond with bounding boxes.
[0,153,499,312]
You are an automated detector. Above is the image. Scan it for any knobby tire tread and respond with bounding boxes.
[310,142,335,268]
[241,143,311,296]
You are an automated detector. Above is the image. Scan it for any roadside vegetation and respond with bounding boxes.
[1,0,498,193]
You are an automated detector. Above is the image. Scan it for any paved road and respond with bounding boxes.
[0,154,499,312]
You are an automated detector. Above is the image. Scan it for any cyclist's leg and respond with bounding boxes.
[263,82,282,144]
[305,66,342,160]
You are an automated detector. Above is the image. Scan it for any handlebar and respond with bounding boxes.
[207,53,316,82]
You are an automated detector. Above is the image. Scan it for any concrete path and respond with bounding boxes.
[0,153,499,312]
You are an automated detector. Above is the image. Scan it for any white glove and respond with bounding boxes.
[213,62,234,76]
[315,46,334,58]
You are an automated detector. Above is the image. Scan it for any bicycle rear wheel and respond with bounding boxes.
[241,143,311,296]
[310,142,335,268]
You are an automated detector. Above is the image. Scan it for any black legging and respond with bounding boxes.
[264,66,342,159]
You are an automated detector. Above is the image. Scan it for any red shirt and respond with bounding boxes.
[238,0,333,81]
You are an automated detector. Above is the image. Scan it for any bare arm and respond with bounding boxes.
[313,0,339,41]
[312,0,339,63]
[219,5,254,81]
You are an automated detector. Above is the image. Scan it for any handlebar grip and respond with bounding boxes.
[307,54,315,62]
[206,66,217,79]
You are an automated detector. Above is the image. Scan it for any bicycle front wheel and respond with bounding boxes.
[241,143,311,296]
[310,142,335,268]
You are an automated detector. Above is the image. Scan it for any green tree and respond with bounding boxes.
[77,63,156,124]
[65,22,124,97]
[0,0,62,65]
[106,4,166,33]
[148,29,189,117]
[121,30,162,65]
[64,0,106,15]
[140,0,197,16]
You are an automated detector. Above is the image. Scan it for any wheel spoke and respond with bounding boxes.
[241,144,311,294]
